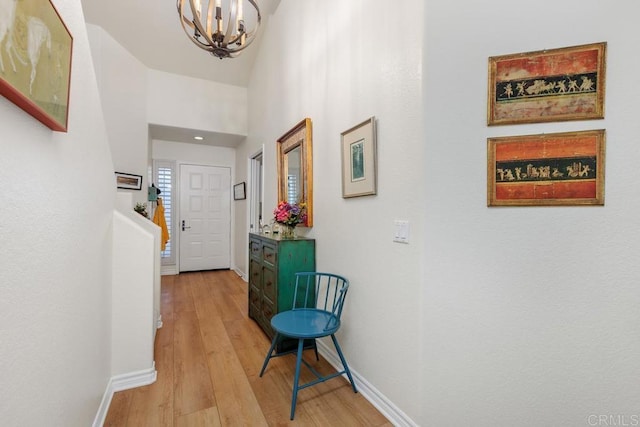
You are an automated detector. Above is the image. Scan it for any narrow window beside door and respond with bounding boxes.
[154,160,176,266]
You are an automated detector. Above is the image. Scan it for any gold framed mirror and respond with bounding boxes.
[277,118,313,227]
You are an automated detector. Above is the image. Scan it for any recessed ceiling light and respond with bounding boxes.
[194,136,204,141]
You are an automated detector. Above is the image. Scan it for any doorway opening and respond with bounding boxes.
[249,149,264,233]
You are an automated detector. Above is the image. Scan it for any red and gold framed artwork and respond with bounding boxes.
[487,130,605,206]
[0,0,73,132]
[488,42,606,126]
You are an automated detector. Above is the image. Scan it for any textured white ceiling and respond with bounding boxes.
[80,0,278,88]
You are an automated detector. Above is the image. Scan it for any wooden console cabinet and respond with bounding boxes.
[248,233,316,345]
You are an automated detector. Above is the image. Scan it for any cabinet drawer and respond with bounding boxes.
[248,287,260,319]
[262,243,277,266]
[249,285,261,306]
[249,240,262,259]
[263,267,276,303]
[262,300,275,323]
[249,259,261,286]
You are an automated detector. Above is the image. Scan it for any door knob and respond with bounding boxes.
[181,220,191,231]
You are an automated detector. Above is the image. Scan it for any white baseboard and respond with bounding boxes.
[92,380,114,427]
[111,364,157,392]
[316,341,418,427]
[234,267,247,281]
[92,364,157,427]
[161,265,178,276]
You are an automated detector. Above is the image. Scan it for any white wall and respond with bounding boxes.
[86,24,149,206]
[238,0,425,422]
[152,139,236,166]
[237,0,640,425]
[147,70,248,136]
[88,18,249,277]
[111,202,157,377]
[87,26,249,209]
[423,1,640,426]
[0,1,115,425]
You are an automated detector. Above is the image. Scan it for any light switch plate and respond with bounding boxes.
[393,220,409,244]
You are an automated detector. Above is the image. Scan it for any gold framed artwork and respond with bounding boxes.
[341,117,377,198]
[277,118,313,226]
[0,0,73,132]
[488,42,606,126]
[487,130,605,207]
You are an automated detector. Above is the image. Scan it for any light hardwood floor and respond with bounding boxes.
[104,270,392,426]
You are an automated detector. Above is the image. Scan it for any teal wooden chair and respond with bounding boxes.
[259,272,358,419]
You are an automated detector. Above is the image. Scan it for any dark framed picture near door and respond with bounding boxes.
[233,182,246,200]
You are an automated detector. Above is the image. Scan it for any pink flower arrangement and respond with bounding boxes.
[273,201,307,227]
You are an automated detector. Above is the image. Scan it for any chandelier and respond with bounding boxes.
[177,0,261,59]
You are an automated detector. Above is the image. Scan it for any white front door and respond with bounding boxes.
[179,164,231,272]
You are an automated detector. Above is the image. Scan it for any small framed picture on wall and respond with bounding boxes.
[115,172,143,190]
[341,117,378,198]
[233,182,246,200]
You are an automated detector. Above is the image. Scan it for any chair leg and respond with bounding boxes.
[259,333,279,377]
[331,334,357,393]
[290,338,305,420]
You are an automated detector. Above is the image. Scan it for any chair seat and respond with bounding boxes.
[271,309,340,339]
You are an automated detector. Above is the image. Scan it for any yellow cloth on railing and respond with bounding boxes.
[152,198,170,251]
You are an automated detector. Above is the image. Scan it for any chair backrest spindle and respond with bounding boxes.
[292,272,349,331]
